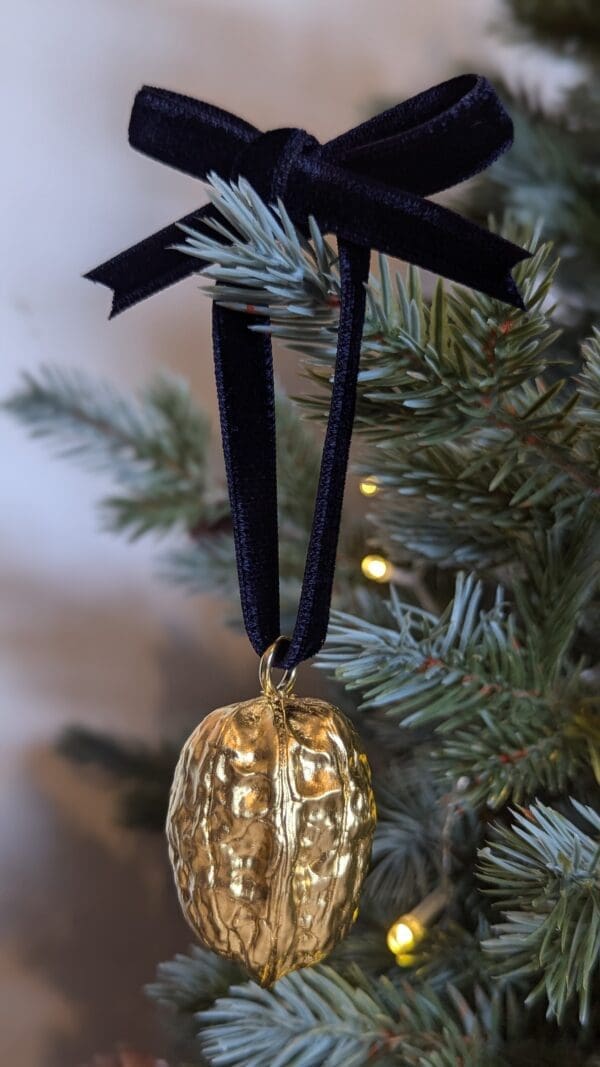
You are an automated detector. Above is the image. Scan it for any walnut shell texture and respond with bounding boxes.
[166,694,376,986]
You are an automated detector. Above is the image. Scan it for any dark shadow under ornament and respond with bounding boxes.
[86,76,529,983]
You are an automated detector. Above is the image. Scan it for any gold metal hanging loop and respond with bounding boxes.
[259,637,297,698]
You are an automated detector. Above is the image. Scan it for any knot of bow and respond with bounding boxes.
[87,75,530,670]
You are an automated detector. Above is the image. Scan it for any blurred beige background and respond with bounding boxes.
[1,2,579,1064]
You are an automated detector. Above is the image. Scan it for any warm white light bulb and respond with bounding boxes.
[361,554,392,582]
[359,477,380,497]
[387,921,416,955]
[387,888,448,965]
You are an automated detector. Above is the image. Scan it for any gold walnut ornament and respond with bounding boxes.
[166,639,376,986]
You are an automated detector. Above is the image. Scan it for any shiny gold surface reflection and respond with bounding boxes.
[167,694,376,986]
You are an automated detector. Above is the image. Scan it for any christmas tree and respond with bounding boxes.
[5,2,600,1063]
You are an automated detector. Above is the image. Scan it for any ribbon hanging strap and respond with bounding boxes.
[86,75,530,668]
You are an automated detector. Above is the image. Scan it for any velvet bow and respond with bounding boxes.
[87,75,530,670]
[87,74,528,314]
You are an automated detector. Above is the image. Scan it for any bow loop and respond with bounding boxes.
[322,73,514,197]
[128,85,259,182]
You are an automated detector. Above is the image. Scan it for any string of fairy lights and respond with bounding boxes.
[358,477,394,582]
[358,476,448,961]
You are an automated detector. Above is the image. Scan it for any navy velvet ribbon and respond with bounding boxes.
[86,74,530,669]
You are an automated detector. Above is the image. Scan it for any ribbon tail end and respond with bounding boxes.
[501,273,526,311]
[84,265,134,319]
[489,244,532,310]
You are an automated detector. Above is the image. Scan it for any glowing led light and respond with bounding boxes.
[387,921,417,955]
[387,887,449,965]
[361,554,392,582]
[359,477,380,497]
